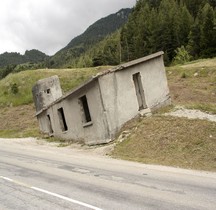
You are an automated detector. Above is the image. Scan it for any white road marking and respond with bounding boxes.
[0,176,102,210]
[0,176,13,182]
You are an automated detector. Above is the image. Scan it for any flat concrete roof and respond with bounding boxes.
[36,51,164,115]
[95,51,164,76]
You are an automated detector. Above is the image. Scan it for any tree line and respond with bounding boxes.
[70,0,216,67]
[0,50,48,79]
[1,0,215,73]
[120,0,216,65]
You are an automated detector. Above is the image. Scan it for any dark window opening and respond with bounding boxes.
[46,89,51,94]
[47,114,53,134]
[79,95,92,123]
[133,72,147,111]
[57,107,68,131]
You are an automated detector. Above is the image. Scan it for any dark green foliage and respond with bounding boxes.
[11,83,19,94]
[0,52,25,68]
[1,1,215,70]
[63,9,131,52]
[120,0,216,65]
[183,0,209,16]
[173,46,191,64]
[0,49,49,79]
[0,49,48,68]
[51,0,215,67]
[69,31,121,68]
[188,3,216,58]
[199,4,216,57]
[24,49,48,63]
[0,65,16,79]
[181,72,187,79]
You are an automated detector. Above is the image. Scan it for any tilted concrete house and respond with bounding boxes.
[32,51,171,145]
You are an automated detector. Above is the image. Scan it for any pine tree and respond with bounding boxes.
[200,3,216,57]
[188,3,216,58]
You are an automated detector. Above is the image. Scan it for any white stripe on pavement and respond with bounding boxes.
[0,176,102,210]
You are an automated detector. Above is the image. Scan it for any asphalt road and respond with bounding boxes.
[0,138,216,210]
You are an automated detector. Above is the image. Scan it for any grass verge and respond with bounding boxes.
[112,115,216,172]
[0,104,40,138]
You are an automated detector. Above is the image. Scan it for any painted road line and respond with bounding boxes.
[0,176,102,210]
[32,186,102,210]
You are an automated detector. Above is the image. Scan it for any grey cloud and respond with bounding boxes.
[0,0,136,55]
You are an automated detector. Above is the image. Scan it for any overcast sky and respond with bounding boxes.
[0,0,136,56]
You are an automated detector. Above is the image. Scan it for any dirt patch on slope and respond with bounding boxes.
[0,104,39,137]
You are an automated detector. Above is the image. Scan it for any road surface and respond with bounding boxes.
[0,138,215,210]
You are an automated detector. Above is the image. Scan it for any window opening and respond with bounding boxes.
[79,95,92,123]
[133,72,147,110]
[46,89,51,94]
[57,107,68,131]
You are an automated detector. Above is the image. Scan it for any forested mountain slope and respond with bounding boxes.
[1,1,215,70]
[120,0,216,64]
[55,0,216,68]
[0,49,48,68]
[0,49,49,79]
[49,8,131,68]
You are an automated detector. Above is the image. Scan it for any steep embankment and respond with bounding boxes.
[112,58,216,171]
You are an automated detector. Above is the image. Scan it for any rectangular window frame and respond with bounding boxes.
[79,95,92,127]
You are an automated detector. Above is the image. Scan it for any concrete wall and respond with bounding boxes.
[32,75,62,112]
[99,55,170,137]
[35,54,170,145]
[38,80,111,145]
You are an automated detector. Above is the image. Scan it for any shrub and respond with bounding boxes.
[11,83,19,94]
[173,46,192,65]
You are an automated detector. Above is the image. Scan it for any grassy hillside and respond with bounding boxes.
[0,58,215,171]
[167,58,216,114]
[0,66,108,138]
[112,115,216,171]
[0,67,108,107]
[112,57,216,171]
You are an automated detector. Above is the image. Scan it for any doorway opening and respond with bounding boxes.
[133,72,147,110]
[47,114,53,134]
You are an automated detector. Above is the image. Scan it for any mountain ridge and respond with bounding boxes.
[49,8,132,67]
[60,8,131,52]
[0,49,49,68]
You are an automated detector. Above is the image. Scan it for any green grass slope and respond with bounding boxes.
[0,66,108,138]
[0,67,108,107]
[112,57,216,171]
